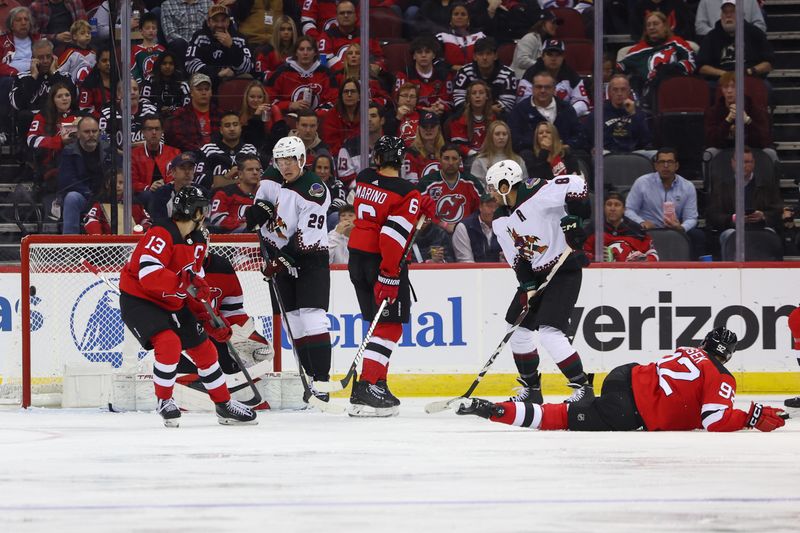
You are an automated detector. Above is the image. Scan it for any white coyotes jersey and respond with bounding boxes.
[255,171,331,253]
[493,175,587,272]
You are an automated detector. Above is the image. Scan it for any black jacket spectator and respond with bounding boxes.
[508,95,585,153]
[697,20,774,78]
[459,210,502,262]
[185,17,252,86]
[452,60,517,113]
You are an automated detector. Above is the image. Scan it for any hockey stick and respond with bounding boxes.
[424,246,574,414]
[81,258,121,295]
[267,275,345,414]
[315,214,429,394]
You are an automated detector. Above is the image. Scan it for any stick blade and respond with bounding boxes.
[314,380,345,393]
[424,398,457,414]
[310,396,345,414]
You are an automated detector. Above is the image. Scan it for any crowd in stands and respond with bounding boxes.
[0,0,793,261]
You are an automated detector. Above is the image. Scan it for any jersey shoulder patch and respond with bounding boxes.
[287,171,328,205]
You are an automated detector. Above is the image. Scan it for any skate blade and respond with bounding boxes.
[163,419,180,428]
[217,417,259,426]
[347,404,399,418]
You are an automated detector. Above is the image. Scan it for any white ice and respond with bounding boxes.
[1,397,798,533]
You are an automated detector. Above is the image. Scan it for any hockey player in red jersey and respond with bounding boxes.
[785,307,800,408]
[457,327,789,432]
[347,136,437,416]
[119,185,257,427]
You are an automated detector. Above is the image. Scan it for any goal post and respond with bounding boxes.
[11,234,281,408]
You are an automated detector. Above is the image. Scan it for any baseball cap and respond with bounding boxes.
[208,4,229,18]
[474,37,498,54]
[542,39,565,54]
[168,152,197,172]
[480,193,496,203]
[419,111,439,127]
[721,0,735,7]
[190,72,212,88]
[540,11,564,24]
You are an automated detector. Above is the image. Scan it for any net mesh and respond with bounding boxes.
[2,236,275,406]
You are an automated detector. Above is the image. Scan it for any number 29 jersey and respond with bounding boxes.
[348,168,421,278]
[631,347,749,432]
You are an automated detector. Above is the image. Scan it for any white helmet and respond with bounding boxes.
[273,136,307,169]
[486,160,522,203]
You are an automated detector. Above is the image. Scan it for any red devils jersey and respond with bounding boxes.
[402,148,440,185]
[131,43,166,82]
[27,112,78,150]
[349,168,422,277]
[253,45,285,80]
[319,28,385,70]
[449,113,491,157]
[583,217,659,262]
[394,65,453,112]
[209,184,255,232]
[119,220,208,312]
[203,252,248,327]
[437,31,486,68]
[300,0,340,37]
[333,69,390,106]
[265,58,337,113]
[419,171,483,225]
[78,83,111,118]
[631,347,749,432]
[396,111,419,147]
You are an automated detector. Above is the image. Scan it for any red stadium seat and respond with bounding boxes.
[383,40,411,78]
[551,8,587,39]
[655,76,711,180]
[497,43,516,67]
[215,78,254,114]
[656,76,710,112]
[563,38,593,76]
[369,7,403,41]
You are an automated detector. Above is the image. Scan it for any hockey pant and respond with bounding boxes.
[509,325,587,384]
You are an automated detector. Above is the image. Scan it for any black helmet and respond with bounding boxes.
[172,185,209,221]
[374,135,405,168]
[700,327,738,364]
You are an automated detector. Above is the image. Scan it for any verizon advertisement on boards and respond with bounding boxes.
[1,267,798,380]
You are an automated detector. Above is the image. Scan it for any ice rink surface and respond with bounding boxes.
[1,397,798,533]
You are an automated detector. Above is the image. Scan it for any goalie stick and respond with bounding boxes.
[81,257,265,408]
[424,246,574,414]
[315,215,428,394]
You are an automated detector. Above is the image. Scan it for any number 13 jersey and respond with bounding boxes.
[631,347,749,431]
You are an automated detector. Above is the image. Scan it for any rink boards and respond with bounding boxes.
[1,263,799,395]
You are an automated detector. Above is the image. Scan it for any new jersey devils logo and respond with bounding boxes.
[436,194,467,224]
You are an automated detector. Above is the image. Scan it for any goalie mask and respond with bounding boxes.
[486,160,523,205]
[700,327,738,364]
[171,185,210,221]
[273,136,307,170]
[374,135,405,168]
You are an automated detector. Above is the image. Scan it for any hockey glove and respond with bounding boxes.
[374,273,400,305]
[262,249,298,279]
[517,280,539,308]
[245,200,276,230]
[560,215,586,250]
[178,269,210,302]
[204,314,232,343]
[420,195,438,221]
[746,402,788,432]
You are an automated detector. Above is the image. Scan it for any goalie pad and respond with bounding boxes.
[231,317,274,363]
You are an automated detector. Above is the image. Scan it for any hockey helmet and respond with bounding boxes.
[700,327,738,364]
[171,185,210,221]
[486,160,523,203]
[273,135,306,169]
[374,135,405,168]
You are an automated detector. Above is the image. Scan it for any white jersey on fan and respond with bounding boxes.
[493,175,587,272]
[255,171,331,252]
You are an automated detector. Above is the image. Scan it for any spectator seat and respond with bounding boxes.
[551,8,586,39]
[655,76,710,180]
[383,40,411,76]
[497,43,516,68]
[563,38,593,76]
[648,228,692,261]
[216,78,252,113]
[603,153,653,192]
[721,229,784,261]
[369,7,403,41]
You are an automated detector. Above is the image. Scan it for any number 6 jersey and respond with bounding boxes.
[255,169,331,255]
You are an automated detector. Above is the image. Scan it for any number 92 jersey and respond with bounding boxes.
[631,347,749,431]
[348,168,422,278]
[255,169,331,254]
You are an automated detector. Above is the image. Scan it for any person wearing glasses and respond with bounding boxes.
[624,147,705,259]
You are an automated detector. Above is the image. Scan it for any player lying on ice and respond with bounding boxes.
[456,327,789,432]
[119,185,257,427]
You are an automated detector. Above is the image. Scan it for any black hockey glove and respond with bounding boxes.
[262,249,298,279]
[560,215,586,250]
[245,200,276,230]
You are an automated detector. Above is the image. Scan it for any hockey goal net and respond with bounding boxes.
[6,234,281,408]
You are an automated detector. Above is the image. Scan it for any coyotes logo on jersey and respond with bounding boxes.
[269,211,289,240]
[509,228,549,260]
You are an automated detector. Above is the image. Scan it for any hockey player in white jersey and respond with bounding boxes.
[245,136,333,403]
[486,159,593,404]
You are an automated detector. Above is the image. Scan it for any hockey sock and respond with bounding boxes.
[151,330,182,400]
[186,339,230,403]
[491,402,542,429]
[361,323,402,384]
[512,350,540,381]
[538,326,587,384]
[556,353,587,385]
[295,333,331,381]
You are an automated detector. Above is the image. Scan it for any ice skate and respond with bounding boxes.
[507,374,543,404]
[564,381,595,404]
[376,379,401,407]
[303,379,331,404]
[216,399,258,425]
[785,396,800,409]
[157,398,181,428]
[456,398,504,419]
[348,380,399,417]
